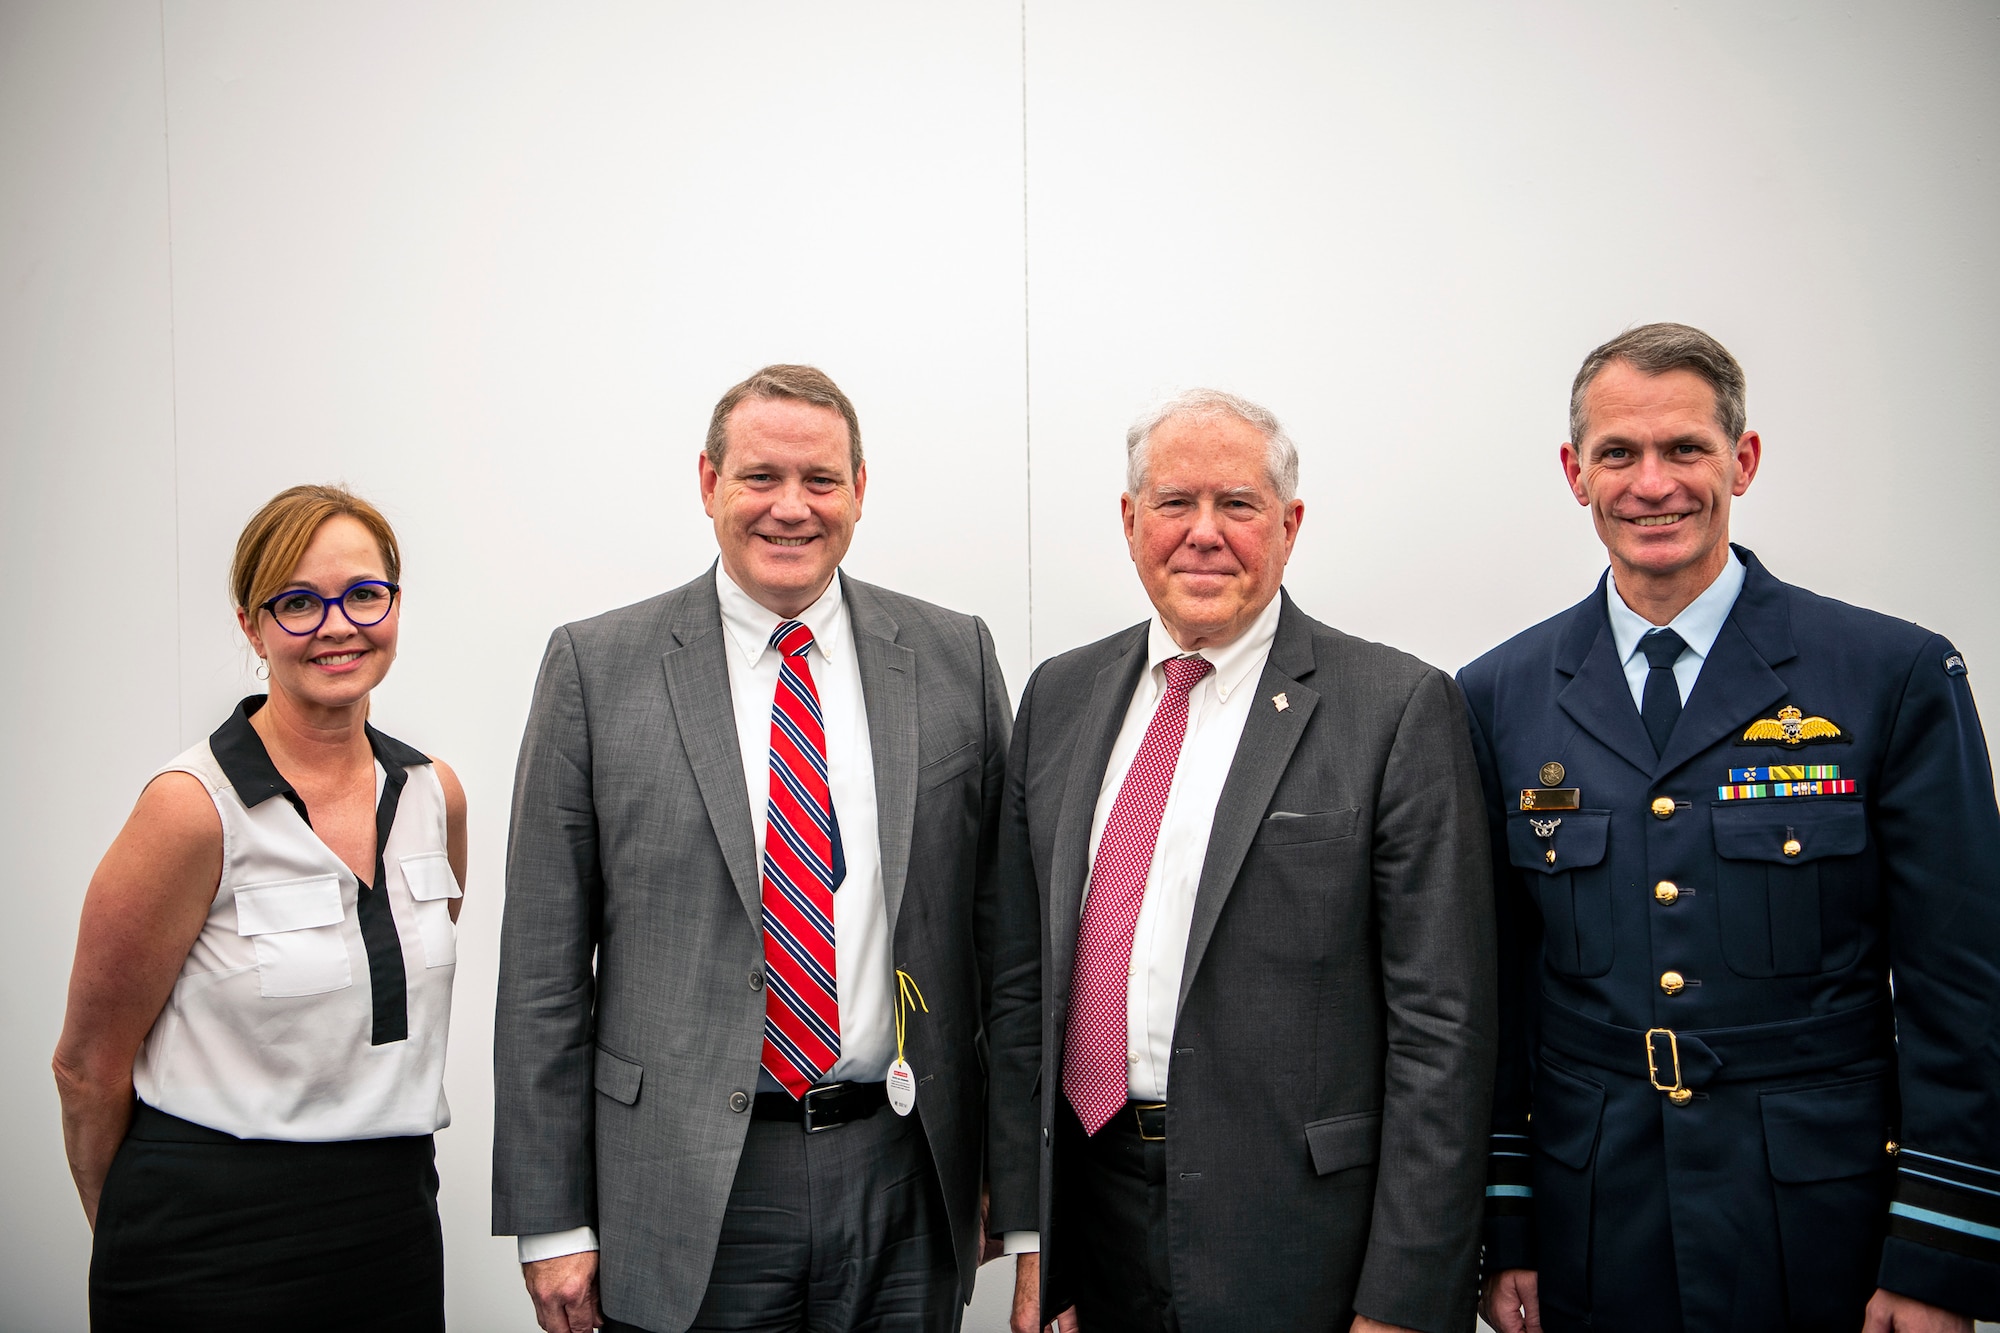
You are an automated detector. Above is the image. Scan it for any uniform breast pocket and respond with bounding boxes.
[398,851,461,968]
[1506,811,1613,978]
[233,874,352,998]
[1712,800,1869,977]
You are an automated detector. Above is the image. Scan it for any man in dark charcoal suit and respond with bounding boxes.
[985,388,1497,1333]
[493,365,1018,1333]
[1464,324,2000,1333]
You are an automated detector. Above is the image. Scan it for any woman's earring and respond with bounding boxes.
[256,661,269,681]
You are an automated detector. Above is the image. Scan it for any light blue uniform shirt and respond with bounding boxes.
[1605,547,1747,712]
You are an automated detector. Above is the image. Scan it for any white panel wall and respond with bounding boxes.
[3,3,1996,1330]
[1,4,179,1328]
[1023,1,2000,679]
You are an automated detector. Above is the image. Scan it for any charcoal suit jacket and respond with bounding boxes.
[493,568,1010,1332]
[986,590,1497,1333]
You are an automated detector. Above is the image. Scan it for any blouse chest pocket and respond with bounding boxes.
[398,852,461,968]
[233,874,352,998]
[1506,811,1613,978]
[1712,799,1869,977]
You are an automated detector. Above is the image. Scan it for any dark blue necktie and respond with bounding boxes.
[1640,628,1689,757]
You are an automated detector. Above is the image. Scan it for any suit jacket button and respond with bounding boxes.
[749,969,764,990]
[729,1090,750,1113]
[1660,970,1686,995]
[1654,880,1679,904]
[1651,796,1676,819]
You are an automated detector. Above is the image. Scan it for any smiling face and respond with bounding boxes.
[701,395,866,618]
[1563,361,1761,619]
[1123,411,1302,650]
[237,513,399,711]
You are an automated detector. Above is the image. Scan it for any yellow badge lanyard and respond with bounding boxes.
[894,969,928,1063]
[887,969,927,1115]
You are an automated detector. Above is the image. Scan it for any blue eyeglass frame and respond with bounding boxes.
[257,580,402,636]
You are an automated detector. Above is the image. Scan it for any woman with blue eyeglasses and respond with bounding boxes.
[54,484,465,1333]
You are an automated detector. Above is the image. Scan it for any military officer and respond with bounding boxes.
[1459,323,2000,1332]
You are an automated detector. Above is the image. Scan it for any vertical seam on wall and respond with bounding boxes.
[1020,0,1033,665]
[157,0,183,742]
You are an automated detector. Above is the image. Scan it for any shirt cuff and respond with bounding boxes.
[1003,1230,1041,1255]
[518,1226,599,1264]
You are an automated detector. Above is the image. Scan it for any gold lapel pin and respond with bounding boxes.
[1272,692,1290,712]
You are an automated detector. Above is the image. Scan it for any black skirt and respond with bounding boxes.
[89,1103,445,1333]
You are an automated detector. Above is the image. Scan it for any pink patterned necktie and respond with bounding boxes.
[1063,654,1214,1135]
[758,620,840,1098]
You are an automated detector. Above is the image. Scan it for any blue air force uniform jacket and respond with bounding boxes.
[1457,547,2000,1330]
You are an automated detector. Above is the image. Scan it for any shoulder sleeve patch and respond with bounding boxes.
[1943,651,1967,677]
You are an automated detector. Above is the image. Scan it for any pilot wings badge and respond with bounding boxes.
[1741,704,1844,747]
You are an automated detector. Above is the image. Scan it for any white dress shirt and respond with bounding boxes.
[1606,548,1747,711]
[999,594,1284,1259]
[519,566,897,1265]
[1088,592,1282,1101]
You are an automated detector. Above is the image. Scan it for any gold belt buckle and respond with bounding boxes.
[1133,1101,1166,1141]
[1644,1028,1694,1105]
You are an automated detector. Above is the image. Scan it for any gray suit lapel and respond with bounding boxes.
[1050,627,1150,1007]
[659,574,761,930]
[1177,596,1318,1013]
[844,576,919,937]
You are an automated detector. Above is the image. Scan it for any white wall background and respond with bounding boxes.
[4,3,1996,1330]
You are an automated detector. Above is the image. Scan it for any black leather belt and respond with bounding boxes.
[1540,1000,1891,1096]
[1101,1100,1166,1141]
[753,1081,887,1133]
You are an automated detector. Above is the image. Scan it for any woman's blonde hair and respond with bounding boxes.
[230,484,401,613]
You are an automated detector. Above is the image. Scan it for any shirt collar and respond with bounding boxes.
[208,695,427,809]
[716,563,847,666]
[1607,546,1747,667]
[1144,590,1283,703]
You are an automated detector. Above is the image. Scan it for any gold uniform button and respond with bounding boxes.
[1654,881,1679,904]
[1886,1140,1900,1156]
[1783,838,1802,857]
[1651,796,1676,819]
[1669,1088,1694,1106]
[1660,970,1686,995]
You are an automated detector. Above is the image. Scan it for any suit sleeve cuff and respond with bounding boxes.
[518,1226,600,1264]
[1002,1230,1041,1255]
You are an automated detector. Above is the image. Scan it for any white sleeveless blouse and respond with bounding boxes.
[131,698,458,1141]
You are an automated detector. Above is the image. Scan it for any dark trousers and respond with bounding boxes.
[1050,1100,1179,1333]
[89,1103,443,1333]
[606,1104,960,1333]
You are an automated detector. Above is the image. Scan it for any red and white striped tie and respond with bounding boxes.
[1063,654,1213,1135]
[758,619,840,1098]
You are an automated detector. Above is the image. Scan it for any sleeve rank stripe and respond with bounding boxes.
[1887,1205,2000,1267]
[1900,1148,2000,1183]
[1900,1167,2000,1200]
[1895,1172,2000,1230]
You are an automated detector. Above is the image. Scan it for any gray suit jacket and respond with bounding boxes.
[985,592,1496,1333]
[494,568,1010,1332]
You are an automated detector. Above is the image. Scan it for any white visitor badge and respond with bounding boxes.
[886,1058,917,1116]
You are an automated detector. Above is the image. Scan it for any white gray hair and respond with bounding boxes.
[1125,388,1300,503]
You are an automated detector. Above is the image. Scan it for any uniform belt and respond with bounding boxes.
[1539,1000,1890,1093]
[752,1081,887,1132]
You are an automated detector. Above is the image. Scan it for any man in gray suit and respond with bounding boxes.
[984,390,1497,1333]
[494,365,1014,1333]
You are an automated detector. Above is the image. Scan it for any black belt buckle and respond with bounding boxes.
[1131,1101,1166,1141]
[801,1082,854,1134]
